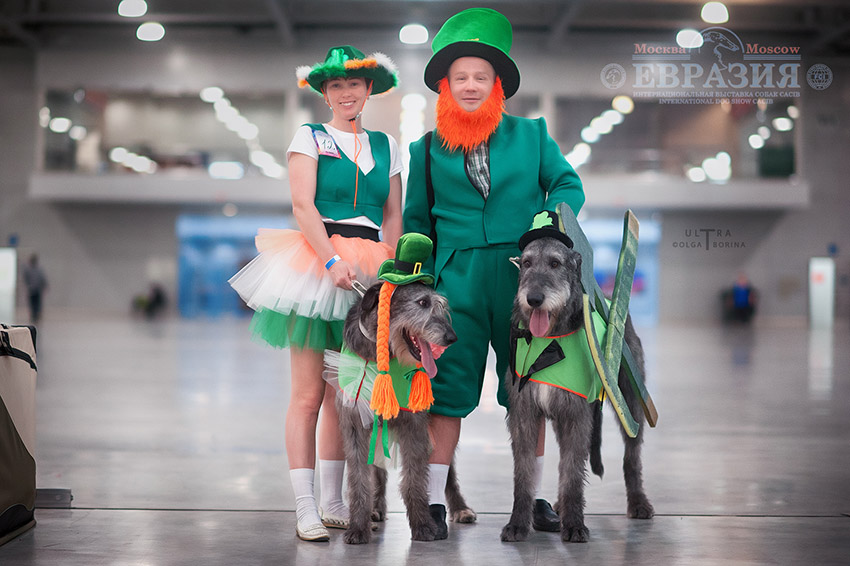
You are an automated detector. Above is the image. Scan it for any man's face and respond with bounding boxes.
[447,57,496,112]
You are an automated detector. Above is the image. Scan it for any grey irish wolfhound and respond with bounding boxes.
[501,236,654,543]
[334,281,474,544]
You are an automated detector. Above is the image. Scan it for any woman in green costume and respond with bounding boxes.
[229,46,402,542]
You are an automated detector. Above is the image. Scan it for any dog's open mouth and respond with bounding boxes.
[403,330,447,378]
[529,308,551,338]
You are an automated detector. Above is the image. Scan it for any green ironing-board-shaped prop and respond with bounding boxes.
[557,203,659,434]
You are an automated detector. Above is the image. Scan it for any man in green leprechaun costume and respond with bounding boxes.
[402,7,585,536]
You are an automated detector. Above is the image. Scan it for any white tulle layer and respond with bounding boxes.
[228,229,392,321]
[323,350,398,468]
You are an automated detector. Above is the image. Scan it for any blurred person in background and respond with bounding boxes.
[23,254,48,325]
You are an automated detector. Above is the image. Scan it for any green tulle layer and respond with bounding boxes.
[249,308,344,352]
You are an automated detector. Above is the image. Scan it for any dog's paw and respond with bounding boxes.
[450,507,477,523]
[370,508,386,522]
[500,523,529,542]
[410,522,438,542]
[628,497,655,519]
[343,528,371,545]
[561,525,590,543]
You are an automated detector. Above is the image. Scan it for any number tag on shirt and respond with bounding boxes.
[312,129,341,158]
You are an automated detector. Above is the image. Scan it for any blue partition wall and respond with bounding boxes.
[583,217,660,327]
[177,215,290,318]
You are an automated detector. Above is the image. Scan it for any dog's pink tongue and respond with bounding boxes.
[530,309,550,338]
[430,343,448,359]
[419,338,439,378]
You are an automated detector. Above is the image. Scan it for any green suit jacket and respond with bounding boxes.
[403,115,584,278]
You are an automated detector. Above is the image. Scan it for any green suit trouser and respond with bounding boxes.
[431,244,519,417]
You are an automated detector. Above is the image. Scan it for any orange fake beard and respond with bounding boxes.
[435,76,506,153]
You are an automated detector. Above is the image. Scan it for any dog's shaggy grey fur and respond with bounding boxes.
[501,237,654,543]
[337,282,473,543]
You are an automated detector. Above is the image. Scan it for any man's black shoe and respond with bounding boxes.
[429,504,448,540]
[532,498,560,532]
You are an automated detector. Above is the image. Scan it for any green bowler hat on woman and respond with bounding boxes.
[296,45,399,94]
[424,7,521,98]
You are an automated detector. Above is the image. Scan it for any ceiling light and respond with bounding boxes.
[48,117,72,133]
[757,126,771,139]
[109,147,129,162]
[612,95,634,114]
[687,167,707,182]
[589,116,613,135]
[702,157,731,182]
[676,29,704,49]
[701,2,728,24]
[118,0,147,18]
[137,22,165,42]
[580,127,600,144]
[748,134,765,149]
[200,87,224,103]
[399,24,429,45]
[772,117,793,132]
[601,109,624,126]
[787,105,800,119]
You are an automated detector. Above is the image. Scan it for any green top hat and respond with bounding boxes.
[296,45,399,95]
[518,210,575,251]
[424,8,521,99]
[378,233,435,286]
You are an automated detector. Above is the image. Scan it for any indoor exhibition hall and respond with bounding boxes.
[1,1,848,565]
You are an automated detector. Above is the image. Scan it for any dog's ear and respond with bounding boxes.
[353,283,382,343]
[360,283,381,314]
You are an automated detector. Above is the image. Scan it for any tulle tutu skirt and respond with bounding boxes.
[229,228,393,351]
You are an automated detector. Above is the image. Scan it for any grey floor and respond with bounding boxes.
[1,313,849,565]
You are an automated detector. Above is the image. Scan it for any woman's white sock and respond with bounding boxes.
[290,468,322,526]
[319,459,348,518]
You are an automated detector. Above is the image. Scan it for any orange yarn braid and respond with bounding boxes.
[407,368,434,412]
[371,282,400,419]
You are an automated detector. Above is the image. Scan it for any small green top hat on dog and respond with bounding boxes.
[378,233,435,286]
[296,45,399,94]
[519,210,575,251]
[424,7,521,98]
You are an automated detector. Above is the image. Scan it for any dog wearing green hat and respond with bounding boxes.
[402,7,587,537]
[325,233,461,543]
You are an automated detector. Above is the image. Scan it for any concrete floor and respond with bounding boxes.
[1,314,849,565]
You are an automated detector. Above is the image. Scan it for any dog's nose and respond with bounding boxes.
[526,292,545,308]
[445,328,458,345]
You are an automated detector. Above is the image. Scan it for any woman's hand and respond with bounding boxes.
[328,259,356,290]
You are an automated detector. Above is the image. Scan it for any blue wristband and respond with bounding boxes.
[325,254,341,270]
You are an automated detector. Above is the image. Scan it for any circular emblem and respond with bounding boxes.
[806,64,833,91]
[600,63,627,89]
